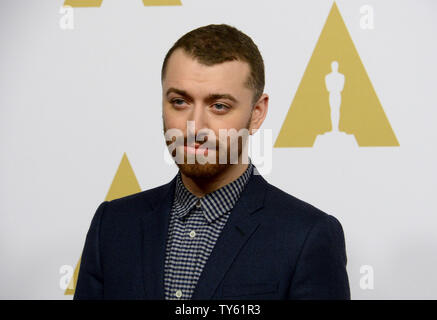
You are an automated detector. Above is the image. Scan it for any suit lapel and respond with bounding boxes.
[141,175,176,299]
[191,172,269,300]
[141,169,270,300]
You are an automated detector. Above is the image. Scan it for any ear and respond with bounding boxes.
[249,93,269,135]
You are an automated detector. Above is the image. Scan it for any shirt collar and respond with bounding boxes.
[173,159,254,224]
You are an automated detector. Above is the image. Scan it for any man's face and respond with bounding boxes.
[162,48,257,180]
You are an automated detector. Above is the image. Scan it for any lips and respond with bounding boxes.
[183,143,210,155]
[187,143,202,149]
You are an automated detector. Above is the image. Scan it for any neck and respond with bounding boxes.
[180,160,249,198]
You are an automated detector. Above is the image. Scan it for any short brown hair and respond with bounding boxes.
[161,24,265,106]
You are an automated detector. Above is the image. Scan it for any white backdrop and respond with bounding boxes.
[1,0,436,299]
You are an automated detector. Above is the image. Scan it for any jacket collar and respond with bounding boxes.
[173,162,254,224]
[141,163,269,299]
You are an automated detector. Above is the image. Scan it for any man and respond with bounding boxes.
[74,24,350,300]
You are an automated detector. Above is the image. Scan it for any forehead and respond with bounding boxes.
[163,48,251,97]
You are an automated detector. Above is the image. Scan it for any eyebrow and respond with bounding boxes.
[166,87,239,104]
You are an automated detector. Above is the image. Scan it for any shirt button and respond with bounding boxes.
[196,199,201,207]
[189,230,196,238]
[175,290,182,299]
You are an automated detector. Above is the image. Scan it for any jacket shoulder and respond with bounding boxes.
[103,178,174,216]
[262,180,342,230]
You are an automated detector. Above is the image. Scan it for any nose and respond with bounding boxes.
[187,104,208,139]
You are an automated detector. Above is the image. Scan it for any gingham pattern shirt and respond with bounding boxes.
[164,162,254,300]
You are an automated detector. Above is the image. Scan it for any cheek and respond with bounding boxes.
[209,112,251,131]
[163,109,184,130]
[209,118,251,145]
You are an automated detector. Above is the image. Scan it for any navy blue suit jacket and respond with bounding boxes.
[74,170,350,300]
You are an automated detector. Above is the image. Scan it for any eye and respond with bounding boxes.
[212,103,230,113]
[171,98,187,108]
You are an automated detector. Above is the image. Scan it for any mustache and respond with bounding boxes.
[166,135,245,148]
[166,134,221,148]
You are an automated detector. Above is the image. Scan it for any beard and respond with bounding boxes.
[162,116,252,181]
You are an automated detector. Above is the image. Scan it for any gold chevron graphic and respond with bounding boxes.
[63,0,182,7]
[274,2,399,147]
[65,152,141,295]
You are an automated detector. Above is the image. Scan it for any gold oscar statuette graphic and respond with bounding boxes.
[274,2,399,147]
[64,153,141,295]
[63,0,182,7]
